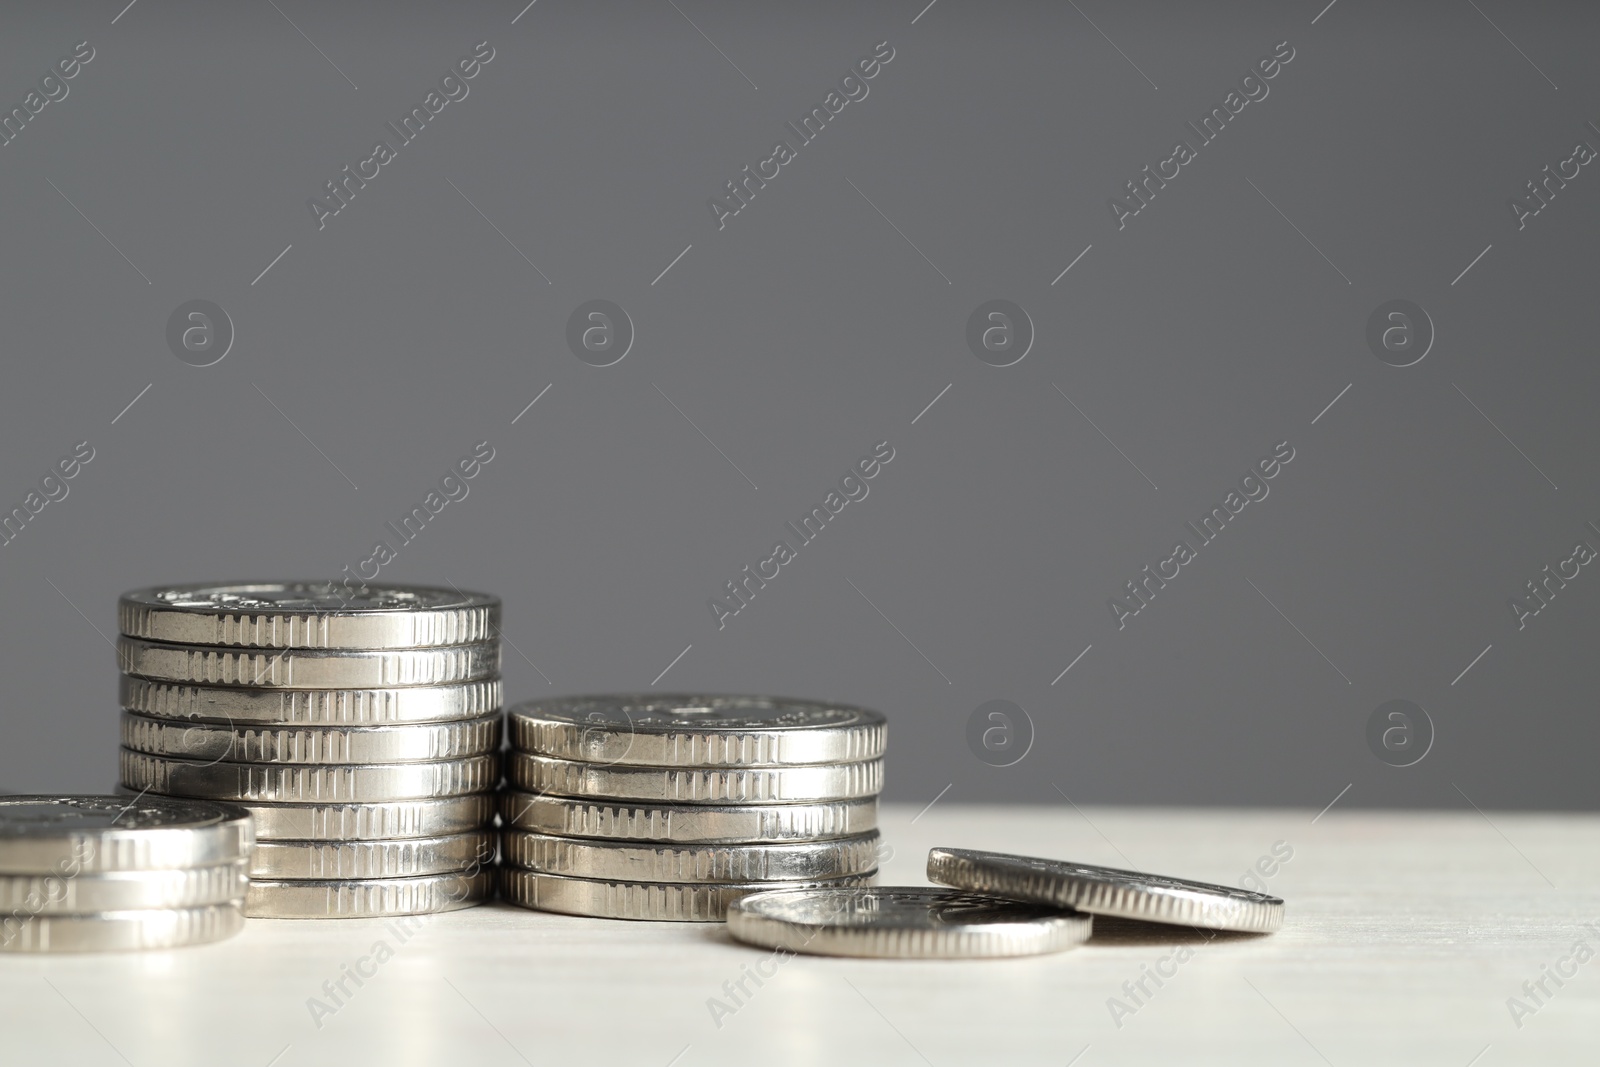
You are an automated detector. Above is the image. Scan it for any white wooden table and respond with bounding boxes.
[2,804,1595,1066]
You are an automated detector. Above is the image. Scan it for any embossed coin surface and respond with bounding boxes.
[508,694,887,766]
[727,886,1092,958]
[0,795,253,874]
[119,582,500,649]
[927,847,1284,933]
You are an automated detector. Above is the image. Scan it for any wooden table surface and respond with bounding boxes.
[1,803,1595,1066]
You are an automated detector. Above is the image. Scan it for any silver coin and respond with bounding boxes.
[0,903,245,953]
[117,636,500,689]
[500,868,877,922]
[499,791,877,844]
[120,750,499,803]
[121,711,502,764]
[0,861,247,915]
[119,582,499,649]
[927,848,1285,933]
[0,795,253,874]
[244,795,495,841]
[120,676,502,725]
[508,753,883,804]
[727,886,1093,958]
[245,869,493,919]
[508,694,887,767]
[502,830,880,883]
[251,831,496,879]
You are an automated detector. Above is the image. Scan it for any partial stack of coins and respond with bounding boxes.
[115,583,501,919]
[0,795,251,952]
[500,694,886,921]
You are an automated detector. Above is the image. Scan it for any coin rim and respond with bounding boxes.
[926,847,1285,933]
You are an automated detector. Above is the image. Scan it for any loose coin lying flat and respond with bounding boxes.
[508,694,887,767]
[120,750,498,803]
[0,861,247,914]
[0,795,253,874]
[927,847,1284,933]
[0,903,245,952]
[251,831,496,879]
[727,886,1093,958]
[508,752,883,804]
[244,795,496,842]
[502,830,880,883]
[120,676,502,725]
[121,711,502,764]
[117,636,500,689]
[245,869,493,918]
[499,791,877,844]
[119,582,500,649]
[500,868,877,922]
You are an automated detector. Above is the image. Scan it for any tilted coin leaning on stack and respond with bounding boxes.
[116,583,501,918]
[500,694,887,920]
[0,795,251,952]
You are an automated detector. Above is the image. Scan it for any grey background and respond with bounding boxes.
[0,0,1595,810]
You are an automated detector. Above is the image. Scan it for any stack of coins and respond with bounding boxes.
[115,583,501,919]
[0,795,251,952]
[500,694,886,921]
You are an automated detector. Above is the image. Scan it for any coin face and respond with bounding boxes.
[0,795,253,874]
[927,848,1284,933]
[508,694,887,766]
[727,886,1092,958]
[119,583,499,649]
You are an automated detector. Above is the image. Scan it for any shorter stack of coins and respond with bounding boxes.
[0,795,251,952]
[115,583,502,919]
[500,694,886,921]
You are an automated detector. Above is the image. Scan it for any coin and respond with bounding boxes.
[245,869,494,918]
[120,750,499,803]
[502,830,880,883]
[120,676,502,725]
[927,848,1285,933]
[500,868,877,922]
[117,636,499,689]
[499,792,877,844]
[0,861,247,914]
[0,903,245,952]
[119,582,499,649]
[508,694,887,766]
[121,711,502,764]
[0,795,253,874]
[251,831,495,879]
[243,795,495,841]
[727,887,1093,958]
[507,753,883,804]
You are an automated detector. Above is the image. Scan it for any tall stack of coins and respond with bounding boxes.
[0,795,251,952]
[116,583,501,919]
[500,694,885,921]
